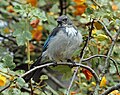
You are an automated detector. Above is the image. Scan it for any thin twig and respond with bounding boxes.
[0,33,17,45]
[0,8,19,22]
[42,69,65,88]
[59,63,100,84]
[64,0,67,15]
[20,63,55,78]
[59,0,63,15]
[91,0,101,8]
[21,87,38,95]
[96,19,113,41]
[66,19,94,95]
[0,82,11,93]
[100,83,120,95]
[82,54,120,76]
[101,27,120,77]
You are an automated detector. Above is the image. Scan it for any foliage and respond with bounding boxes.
[0,0,120,95]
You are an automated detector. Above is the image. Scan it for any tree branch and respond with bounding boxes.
[101,26,120,77]
[0,33,17,45]
[91,0,102,8]
[0,82,11,93]
[42,69,66,88]
[20,63,55,78]
[100,83,120,95]
[59,0,63,15]
[20,62,99,83]
[82,54,120,76]
[96,19,113,41]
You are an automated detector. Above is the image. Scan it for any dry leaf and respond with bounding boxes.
[82,69,93,80]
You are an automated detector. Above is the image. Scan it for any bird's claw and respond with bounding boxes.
[67,59,75,68]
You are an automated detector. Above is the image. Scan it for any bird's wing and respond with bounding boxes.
[42,27,63,52]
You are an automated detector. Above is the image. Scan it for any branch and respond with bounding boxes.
[0,81,37,95]
[0,33,17,45]
[96,19,113,41]
[20,62,99,83]
[59,0,63,15]
[91,0,102,8]
[100,83,120,95]
[0,8,19,22]
[0,82,11,93]
[82,54,120,76]
[42,69,66,88]
[60,63,100,83]
[101,26,120,77]
[20,63,55,78]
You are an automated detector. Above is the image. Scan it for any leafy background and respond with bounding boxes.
[0,0,120,95]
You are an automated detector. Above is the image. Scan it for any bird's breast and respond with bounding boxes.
[65,27,78,36]
[43,27,82,61]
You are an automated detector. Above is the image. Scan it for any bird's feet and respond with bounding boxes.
[67,59,75,68]
[52,61,57,67]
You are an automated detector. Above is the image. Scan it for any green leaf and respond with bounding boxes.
[13,29,21,36]
[39,0,46,6]
[14,4,22,12]
[0,0,9,7]
[47,16,57,25]
[12,21,32,46]
[0,63,8,73]
[39,11,47,21]
[50,4,59,13]
[16,36,26,46]
[21,92,29,95]
[14,4,26,16]
[13,21,26,36]
[51,66,70,73]
[40,75,48,80]
[2,54,16,69]
[8,88,21,95]
[86,7,93,14]
[109,64,116,74]
[23,31,32,40]
[16,77,26,88]
[103,18,110,26]
[33,10,47,21]
[46,85,59,95]
[0,47,7,60]
[62,71,72,80]
[116,19,120,26]
[51,66,72,80]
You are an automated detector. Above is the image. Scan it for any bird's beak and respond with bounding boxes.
[57,18,62,24]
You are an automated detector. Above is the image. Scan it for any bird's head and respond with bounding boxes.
[57,15,72,26]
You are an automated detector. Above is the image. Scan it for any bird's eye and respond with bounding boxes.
[63,18,67,21]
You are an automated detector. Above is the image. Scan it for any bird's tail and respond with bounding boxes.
[23,56,43,82]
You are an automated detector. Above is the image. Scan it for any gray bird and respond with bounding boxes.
[24,15,83,82]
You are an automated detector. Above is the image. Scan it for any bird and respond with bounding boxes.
[24,15,83,82]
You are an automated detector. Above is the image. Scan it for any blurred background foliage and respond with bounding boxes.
[0,0,120,95]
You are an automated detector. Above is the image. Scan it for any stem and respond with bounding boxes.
[82,54,120,76]
[59,0,63,15]
[0,82,11,93]
[26,41,31,69]
[100,83,120,95]
[101,27,120,77]
[91,0,102,8]
[25,18,33,95]
[97,19,113,41]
